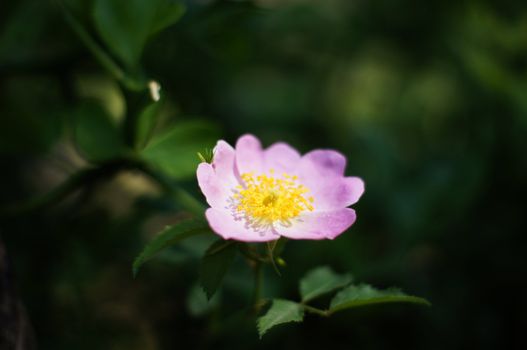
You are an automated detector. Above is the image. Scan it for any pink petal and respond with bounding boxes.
[297,150,364,211]
[264,142,301,174]
[299,150,347,178]
[308,176,365,211]
[212,140,237,179]
[275,208,356,240]
[197,164,231,210]
[205,208,278,242]
[235,134,264,175]
[197,141,238,210]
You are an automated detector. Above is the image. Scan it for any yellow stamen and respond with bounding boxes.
[234,170,314,229]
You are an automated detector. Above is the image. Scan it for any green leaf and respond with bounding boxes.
[186,284,221,317]
[133,218,211,277]
[140,120,221,180]
[94,0,185,69]
[150,0,186,35]
[94,0,154,68]
[73,103,126,162]
[300,266,353,303]
[329,284,431,313]
[257,299,304,338]
[199,240,238,300]
[135,100,162,150]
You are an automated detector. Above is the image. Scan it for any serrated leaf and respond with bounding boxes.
[329,284,431,313]
[199,240,237,300]
[257,299,304,338]
[300,266,353,303]
[140,120,221,180]
[94,0,185,69]
[73,102,125,162]
[133,218,211,277]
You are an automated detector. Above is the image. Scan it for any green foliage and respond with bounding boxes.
[135,100,162,150]
[0,109,63,156]
[186,284,221,317]
[73,103,126,162]
[266,237,288,275]
[257,267,429,338]
[0,0,52,61]
[94,0,185,69]
[140,120,221,179]
[300,266,353,303]
[199,240,238,300]
[150,0,186,35]
[257,299,304,338]
[3,0,525,348]
[133,218,211,277]
[267,238,288,257]
[197,148,214,164]
[329,284,431,313]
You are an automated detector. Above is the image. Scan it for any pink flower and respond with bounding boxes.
[197,134,364,242]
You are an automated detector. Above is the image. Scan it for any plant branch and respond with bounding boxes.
[238,245,269,264]
[252,260,264,313]
[56,1,146,91]
[0,163,117,218]
[302,304,330,317]
[0,157,205,219]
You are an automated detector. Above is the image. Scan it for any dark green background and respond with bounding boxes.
[1,0,526,349]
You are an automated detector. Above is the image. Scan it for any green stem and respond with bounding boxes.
[238,245,269,264]
[132,159,205,216]
[302,304,330,317]
[57,1,146,90]
[0,157,205,219]
[0,167,99,217]
[172,188,206,216]
[266,241,281,276]
[252,261,264,313]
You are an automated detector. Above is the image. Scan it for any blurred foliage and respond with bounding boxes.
[1,0,527,349]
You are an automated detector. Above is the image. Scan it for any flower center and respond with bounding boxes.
[233,170,314,229]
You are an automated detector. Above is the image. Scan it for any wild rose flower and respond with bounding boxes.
[197,134,364,242]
